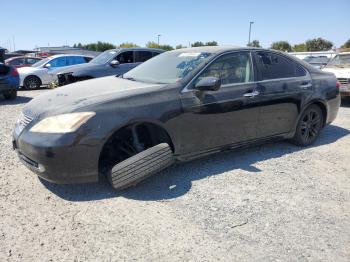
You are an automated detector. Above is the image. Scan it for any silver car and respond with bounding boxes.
[18,54,92,89]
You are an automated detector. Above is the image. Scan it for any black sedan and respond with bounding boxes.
[13,47,340,190]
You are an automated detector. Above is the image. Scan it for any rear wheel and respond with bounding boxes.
[3,90,17,100]
[292,105,324,146]
[24,76,41,90]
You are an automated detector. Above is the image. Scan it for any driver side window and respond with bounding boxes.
[196,52,253,86]
[49,57,67,68]
[116,51,134,64]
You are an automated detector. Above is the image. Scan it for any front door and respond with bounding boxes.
[179,51,261,155]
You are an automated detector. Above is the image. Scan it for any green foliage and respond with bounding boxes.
[205,41,218,46]
[175,44,186,49]
[191,41,205,47]
[191,41,218,47]
[247,40,261,48]
[73,41,116,52]
[118,42,139,48]
[341,39,350,48]
[305,38,333,51]
[270,41,292,52]
[292,43,307,52]
[145,41,174,51]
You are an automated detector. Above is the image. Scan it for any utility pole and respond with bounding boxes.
[157,34,161,46]
[248,21,254,46]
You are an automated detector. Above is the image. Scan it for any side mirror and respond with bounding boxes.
[44,63,51,68]
[194,77,221,91]
[110,60,120,67]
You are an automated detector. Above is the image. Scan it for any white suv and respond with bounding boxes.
[18,54,92,89]
[322,52,350,97]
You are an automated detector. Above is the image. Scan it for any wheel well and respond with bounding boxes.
[98,122,174,177]
[312,101,327,127]
[24,75,42,85]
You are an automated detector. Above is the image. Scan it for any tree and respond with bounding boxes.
[305,38,333,51]
[247,40,261,48]
[270,41,292,52]
[159,45,174,51]
[118,42,139,48]
[191,41,205,47]
[146,41,160,49]
[145,41,174,51]
[80,41,116,52]
[176,44,186,49]
[205,41,218,46]
[292,43,307,52]
[341,39,350,49]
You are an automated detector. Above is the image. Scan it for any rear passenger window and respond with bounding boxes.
[256,52,306,80]
[152,52,161,57]
[9,58,24,66]
[67,56,85,65]
[135,51,153,62]
[116,51,134,64]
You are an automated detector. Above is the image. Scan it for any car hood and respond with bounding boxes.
[23,76,162,118]
[51,63,100,75]
[322,67,350,78]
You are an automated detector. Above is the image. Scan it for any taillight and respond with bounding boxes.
[11,68,19,77]
[336,80,341,89]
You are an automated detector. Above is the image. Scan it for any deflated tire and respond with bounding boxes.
[108,143,174,190]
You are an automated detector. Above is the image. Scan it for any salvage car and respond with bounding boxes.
[5,56,42,68]
[322,52,350,97]
[0,63,19,100]
[13,47,340,190]
[53,48,163,86]
[303,56,330,69]
[18,54,93,89]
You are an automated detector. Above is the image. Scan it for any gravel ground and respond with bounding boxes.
[0,90,350,261]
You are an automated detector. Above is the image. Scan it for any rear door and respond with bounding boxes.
[252,51,311,138]
[134,50,153,66]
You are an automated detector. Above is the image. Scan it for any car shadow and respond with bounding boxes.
[41,124,350,202]
[0,95,32,105]
[341,98,350,107]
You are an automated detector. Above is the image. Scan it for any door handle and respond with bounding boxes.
[300,82,312,89]
[244,90,260,98]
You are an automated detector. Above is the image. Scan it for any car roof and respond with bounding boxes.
[49,54,93,59]
[6,56,41,60]
[106,48,164,53]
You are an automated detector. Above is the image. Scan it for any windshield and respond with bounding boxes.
[326,54,350,67]
[90,50,118,64]
[303,56,329,64]
[31,57,50,67]
[123,51,213,84]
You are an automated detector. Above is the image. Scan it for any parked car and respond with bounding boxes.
[18,54,93,89]
[0,63,19,100]
[13,47,340,190]
[53,48,163,86]
[322,52,350,97]
[5,56,42,68]
[303,56,330,69]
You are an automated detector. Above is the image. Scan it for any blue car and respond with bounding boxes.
[0,63,19,100]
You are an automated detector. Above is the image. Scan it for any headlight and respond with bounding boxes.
[30,112,95,133]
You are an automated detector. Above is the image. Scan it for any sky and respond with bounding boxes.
[1,0,349,51]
